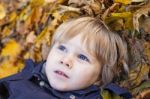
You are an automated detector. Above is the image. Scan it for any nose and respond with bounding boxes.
[60,54,73,69]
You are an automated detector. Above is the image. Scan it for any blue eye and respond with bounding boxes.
[58,45,66,51]
[78,54,89,62]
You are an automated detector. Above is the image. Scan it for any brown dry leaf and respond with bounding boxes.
[140,17,150,34]
[121,39,150,90]
[144,42,150,60]
[69,0,102,16]
[30,7,43,24]
[26,31,37,44]
[133,3,150,32]
[131,81,150,97]
[44,0,66,4]
[102,3,120,20]
[28,46,43,62]
[41,43,50,60]
[136,89,150,99]
[45,0,57,3]
[59,5,80,21]
[129,64,150,87]
[68,0,86,6]
[132,0,146,3]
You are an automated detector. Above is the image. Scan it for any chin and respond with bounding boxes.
[50,82,71,91]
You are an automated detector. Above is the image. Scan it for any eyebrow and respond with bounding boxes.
[63,41,96,63]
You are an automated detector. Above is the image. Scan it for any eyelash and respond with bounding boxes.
[57,44,90,62]
[78,54,89,62]
[58,45,66,52]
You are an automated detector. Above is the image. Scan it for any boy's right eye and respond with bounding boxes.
[58,45,66,52]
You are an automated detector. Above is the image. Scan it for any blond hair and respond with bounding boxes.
[51,17,129,85]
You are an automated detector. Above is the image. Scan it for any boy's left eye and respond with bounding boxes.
[78,54,89,62]
[58,45,67,52]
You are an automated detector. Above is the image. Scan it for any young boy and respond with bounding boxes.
[0,17,132,99]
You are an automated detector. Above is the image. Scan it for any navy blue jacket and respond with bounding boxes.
[0,59,132,99]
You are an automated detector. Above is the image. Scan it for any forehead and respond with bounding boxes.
[58,33,89,52]
[52,17,101,44]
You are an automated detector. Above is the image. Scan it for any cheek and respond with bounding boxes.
[47,50,62,62]
[75,66,99,80]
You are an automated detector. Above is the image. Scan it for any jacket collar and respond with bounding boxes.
[32,61,100,98]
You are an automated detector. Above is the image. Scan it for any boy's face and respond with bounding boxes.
[45,34,101,91]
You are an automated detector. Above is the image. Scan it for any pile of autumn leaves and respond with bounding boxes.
[0,0,150,98]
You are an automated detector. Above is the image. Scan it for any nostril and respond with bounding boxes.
[66,64,69,67]
[60,60,70,67]
[60,61,63,64]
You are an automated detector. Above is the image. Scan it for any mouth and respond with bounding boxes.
[54,70,69,79]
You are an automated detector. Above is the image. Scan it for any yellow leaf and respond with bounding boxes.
[114,0,132,4]
[9,11,17,22]
[101,90,112,99]
[0,61,24,79]
[30,0,45,7]
[19,6,31,21]
[111,12,132,18]
[35,27,48,48]
[101,90,123,99]
[2,26,11,38]
[1,40,22,58]
[24,52,30,59]
[0,3,6,20]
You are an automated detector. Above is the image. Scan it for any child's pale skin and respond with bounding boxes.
[45,33,101,91]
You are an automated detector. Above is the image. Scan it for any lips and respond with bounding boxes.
[54,70,69,78]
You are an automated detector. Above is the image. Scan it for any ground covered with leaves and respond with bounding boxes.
[0,0,150,98]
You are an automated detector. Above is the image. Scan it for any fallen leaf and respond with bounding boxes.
[26,31,36,44]
[114,0,132,4]
[9,11,17,23]
[0,60,24,78]
[136,89,150,99]
[0,3,6,20]
[131,81,150,96]
[1,39,22,59]
[1,26,11,38]
[133,3,150,32]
